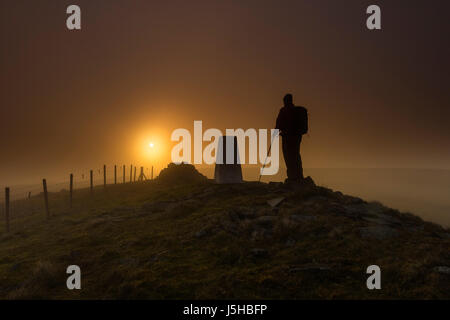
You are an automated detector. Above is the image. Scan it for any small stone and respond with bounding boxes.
[344,203,369,217]
[290,214,316,223]
[327,203,348,216]
[281,217,291,228]
[70,250,82,259]
[285,207,303,216]
[360,226,398,240]
[195,228,209,238]
[406,225,425,233]
[119,257,139,267]
[256,206,276,216]
[235,207,257,219]
[343,196,365,205]
[250,248,268,257]
[328,227,343,238]
[165,200,199,216]
[303,176,316,186]
[141,201,172,212]
[437,232,450,240]
[362,214,401,226]
[288,263,331,273]
[255,216,277,227]
[250,229,270,241]
[267,197,285,208]
[196,189,215,199]
[433,266,450,275]
[221,220,240,235]
[10,263,21,272]
[285,239,296,247]
[112,206,135,213]
[268,182,283,188]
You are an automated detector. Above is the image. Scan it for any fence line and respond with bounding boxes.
[1,164,156,233]
[43,179,50,219]
[5,188,10,232]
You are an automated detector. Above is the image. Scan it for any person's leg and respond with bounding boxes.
[282,136,292,181]
[288,135,301,181]
[288,136,300,182]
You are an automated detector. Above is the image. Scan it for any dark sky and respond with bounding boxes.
[1,0,449,184]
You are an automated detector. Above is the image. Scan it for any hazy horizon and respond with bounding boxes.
[1,1,449,227]
[1,0,450,185]
[1,166,449,228]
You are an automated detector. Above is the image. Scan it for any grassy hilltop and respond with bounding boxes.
[0,164,449,299]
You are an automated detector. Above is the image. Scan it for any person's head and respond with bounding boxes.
[283,94,293,107]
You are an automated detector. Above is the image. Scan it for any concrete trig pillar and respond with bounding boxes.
[214,136,243,184]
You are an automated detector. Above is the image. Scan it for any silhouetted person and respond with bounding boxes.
[276,94,308,182]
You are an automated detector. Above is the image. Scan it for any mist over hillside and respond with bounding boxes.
[0,164,448,299]
[2,167,449,228]
[196,167,450,227]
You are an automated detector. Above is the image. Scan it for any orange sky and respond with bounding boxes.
[1,0,449,185]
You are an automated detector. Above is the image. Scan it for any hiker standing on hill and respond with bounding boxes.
[275,94,308,183]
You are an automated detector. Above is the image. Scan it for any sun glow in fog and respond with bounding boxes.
[132,128,173,173]
[143,139,161,159]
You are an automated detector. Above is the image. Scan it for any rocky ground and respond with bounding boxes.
[0,164,449,299]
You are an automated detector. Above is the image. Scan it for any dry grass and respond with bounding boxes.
[0,177,449,299]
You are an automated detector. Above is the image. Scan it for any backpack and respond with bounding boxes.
[296,106,308,135]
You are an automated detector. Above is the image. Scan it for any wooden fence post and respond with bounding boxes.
[114,165,117,184]
[151,166,154,180]
[123,165,125,183]
[43,179,50,219]
[69,173,73,208]
[103,165,106,188]
[5,188,10,232]
[130,165,133,183]
[139,167,144,181]
[134,166,136,182]
[90,170,93,194]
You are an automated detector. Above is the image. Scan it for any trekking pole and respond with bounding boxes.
[258,131,280,182]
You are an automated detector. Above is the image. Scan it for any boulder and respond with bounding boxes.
[157,163,208,184]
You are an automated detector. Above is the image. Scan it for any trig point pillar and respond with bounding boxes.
[214,136,243,184]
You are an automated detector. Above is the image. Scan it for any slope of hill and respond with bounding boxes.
[0,164,449,299]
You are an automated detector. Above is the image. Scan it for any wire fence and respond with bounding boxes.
[0,164,156,233]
